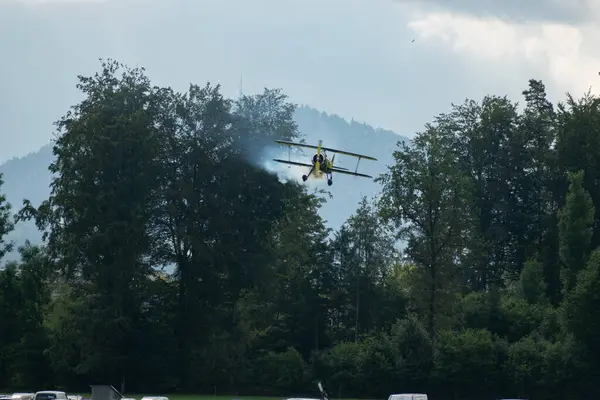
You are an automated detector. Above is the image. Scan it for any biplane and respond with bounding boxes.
[273,140,377,186]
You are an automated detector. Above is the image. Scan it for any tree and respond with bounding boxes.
[148,82,306,390]
[507,335,547,398]
[0,173,14,263]
[432,328,507,400]
[555,92,600,249]
[232,88,300,163]
[558,170,595,294]
[150,82,238,389]
[518,259,547,305]
[0,173,17,388]
[329,224,361,342]
[520,80,560,302]
[378,127,471,337]
[388,316,433,392]
[562,249,600,398]
[18,59,166,390]
[443,95,534,289]
[6,243,53,389]
[0,263,22,389]
[330,198,398,340]
[263,185,332,357]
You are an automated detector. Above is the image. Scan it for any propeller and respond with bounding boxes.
[315,139,323,174]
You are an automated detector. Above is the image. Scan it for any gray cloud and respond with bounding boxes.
[398,0,591,23]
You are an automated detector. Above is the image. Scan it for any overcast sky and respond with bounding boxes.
[1,0,598,162]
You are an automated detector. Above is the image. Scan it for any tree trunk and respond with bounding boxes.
[354,273,360,341]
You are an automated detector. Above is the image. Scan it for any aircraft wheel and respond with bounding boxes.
[327,178,333,186]
[302,175,308,182]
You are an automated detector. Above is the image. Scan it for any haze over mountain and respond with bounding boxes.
[0,105,406,261]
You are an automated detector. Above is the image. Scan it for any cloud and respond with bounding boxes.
[2,0,598,163]
[406,9,600,98]
[5,0,106,3]
[399,0,592,23]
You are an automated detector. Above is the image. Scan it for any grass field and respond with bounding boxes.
[126,397,280,400]
[126,397,281,400]
[73,395,359,400]
[75,396,280,400]
[74,395,365,400]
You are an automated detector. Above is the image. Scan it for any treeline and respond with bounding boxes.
[0,60,600,400]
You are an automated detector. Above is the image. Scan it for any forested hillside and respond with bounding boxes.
[1,60,600,400]
[0,145,52,258]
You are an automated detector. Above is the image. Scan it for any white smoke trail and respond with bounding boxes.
[258,143,323,189]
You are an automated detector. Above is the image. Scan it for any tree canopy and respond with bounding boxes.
[1,60,599,400]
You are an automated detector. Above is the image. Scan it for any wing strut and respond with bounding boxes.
[354,156,362,178]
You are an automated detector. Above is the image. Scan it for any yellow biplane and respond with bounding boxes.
[273,140,377,186]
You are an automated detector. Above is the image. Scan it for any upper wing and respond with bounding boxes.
[275,140,377,161]
[330,167,373,179]
[273,159,313,168]
[321,146,377,161]
[274,140,319,151]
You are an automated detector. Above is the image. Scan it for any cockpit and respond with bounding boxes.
[312,153,325,164]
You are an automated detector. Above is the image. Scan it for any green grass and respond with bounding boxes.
[74,395,366,400]
[74,395,296,400]
[128,396,280,400]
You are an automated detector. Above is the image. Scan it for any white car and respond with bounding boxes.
[34,392,68,400]
[140,396,168,400]
[286,398,321,400]
[12,394,34,400]
[388,394,428,400]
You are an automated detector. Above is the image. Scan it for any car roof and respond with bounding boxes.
[286,398,321,400]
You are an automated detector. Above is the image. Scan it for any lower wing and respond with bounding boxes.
[330,167,372,179]
[273,159,313,168]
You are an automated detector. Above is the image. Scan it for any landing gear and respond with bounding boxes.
[302,175,308,182]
